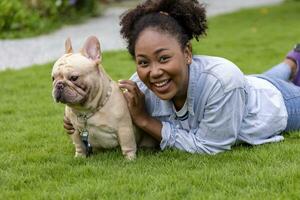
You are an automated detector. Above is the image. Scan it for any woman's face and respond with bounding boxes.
[134,28,192,106]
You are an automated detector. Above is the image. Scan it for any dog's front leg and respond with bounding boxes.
[118,126,137,160]
[70,130,87,157]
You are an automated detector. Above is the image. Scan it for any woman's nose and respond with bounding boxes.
[150,63,163,78]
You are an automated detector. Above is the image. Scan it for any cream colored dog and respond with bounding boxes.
[52,36,156,160]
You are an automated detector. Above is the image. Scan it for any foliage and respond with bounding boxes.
[0,0,100,39]
[0,1,300,199]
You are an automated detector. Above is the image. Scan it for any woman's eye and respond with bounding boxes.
[70,76,79,81]
[159,56,169,63]
[138,60,148,67]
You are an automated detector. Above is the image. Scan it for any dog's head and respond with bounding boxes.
[52,36,103,107]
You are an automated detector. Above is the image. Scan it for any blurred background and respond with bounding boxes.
[0,0,135,39]
[0,0,290,70]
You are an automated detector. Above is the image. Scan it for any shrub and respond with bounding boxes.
[0,0,100,38]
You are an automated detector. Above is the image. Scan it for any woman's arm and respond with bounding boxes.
[119,79,246,154]
[161,86,246,154]
[118,80,162,141]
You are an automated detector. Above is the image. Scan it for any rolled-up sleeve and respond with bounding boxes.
[160,83,246,154]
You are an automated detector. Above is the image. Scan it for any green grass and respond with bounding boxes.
[1,1,300,199]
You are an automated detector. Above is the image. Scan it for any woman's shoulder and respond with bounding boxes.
[192,55,246,92]
[192,55,242,73]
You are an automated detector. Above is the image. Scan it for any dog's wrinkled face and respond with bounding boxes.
[52,54,93,105]
[52,36,102,106]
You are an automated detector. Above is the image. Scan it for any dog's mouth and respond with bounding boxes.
[53,90,67,103]
[53,87,88,106]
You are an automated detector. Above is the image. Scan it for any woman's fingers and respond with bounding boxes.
[119,80,140,104]
[119,80,144,96]
[118,80,145,110]
[119,81,138,107]
[118,80,148,126]
[119,80,138,92]
[122,88,137,106]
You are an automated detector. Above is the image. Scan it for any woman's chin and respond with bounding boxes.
[153,91,175,101]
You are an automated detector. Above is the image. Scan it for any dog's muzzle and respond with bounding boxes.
[54,81,65,102]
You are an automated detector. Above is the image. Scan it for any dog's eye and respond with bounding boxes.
[52,76,55,82]
[70,76,79,82]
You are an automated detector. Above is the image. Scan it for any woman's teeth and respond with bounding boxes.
[154,80,169,87]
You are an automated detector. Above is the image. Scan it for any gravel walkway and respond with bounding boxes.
[0,0,283,70]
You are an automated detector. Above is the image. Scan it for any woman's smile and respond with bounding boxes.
[151,79,172,93]
[134,28,191,106]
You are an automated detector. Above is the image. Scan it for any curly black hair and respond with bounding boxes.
[120,0,207,57]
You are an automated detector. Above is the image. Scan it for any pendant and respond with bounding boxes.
[80,129,92,156]
[80,129,89,142]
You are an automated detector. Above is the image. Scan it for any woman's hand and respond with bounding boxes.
[63,114,75,134]
[118,80,149,128]
[119,80,162,141]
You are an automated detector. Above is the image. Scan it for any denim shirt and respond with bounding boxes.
[130,55,288,154]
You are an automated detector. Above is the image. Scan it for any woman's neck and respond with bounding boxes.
[172,95,187,111]
[172,74,189,111]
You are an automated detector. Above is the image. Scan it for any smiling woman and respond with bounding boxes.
[1,1,300,197]
[134,28,191,109]
[114,0,300,154]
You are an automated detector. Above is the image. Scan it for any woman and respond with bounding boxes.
[117,0,300,154]
[65,0,300,154]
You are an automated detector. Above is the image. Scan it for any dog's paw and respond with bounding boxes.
[75,152,87,158]
[124,152,136,161]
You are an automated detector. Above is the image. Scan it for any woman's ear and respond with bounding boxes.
[185,42,192,65]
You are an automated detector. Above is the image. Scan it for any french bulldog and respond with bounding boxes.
[52,36,156,160]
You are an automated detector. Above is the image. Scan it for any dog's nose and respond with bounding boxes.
[56,81,64,90]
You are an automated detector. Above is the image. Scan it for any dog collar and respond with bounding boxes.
[76,79,113,155]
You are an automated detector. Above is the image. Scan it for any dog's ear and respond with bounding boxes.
[65,37,73,54]
[81,36,102,63]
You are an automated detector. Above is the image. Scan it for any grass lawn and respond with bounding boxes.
[1,1,300,199]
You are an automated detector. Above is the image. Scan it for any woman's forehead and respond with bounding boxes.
[135,28,181,52]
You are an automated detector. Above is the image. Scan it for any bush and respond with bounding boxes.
[0,0,100,38]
